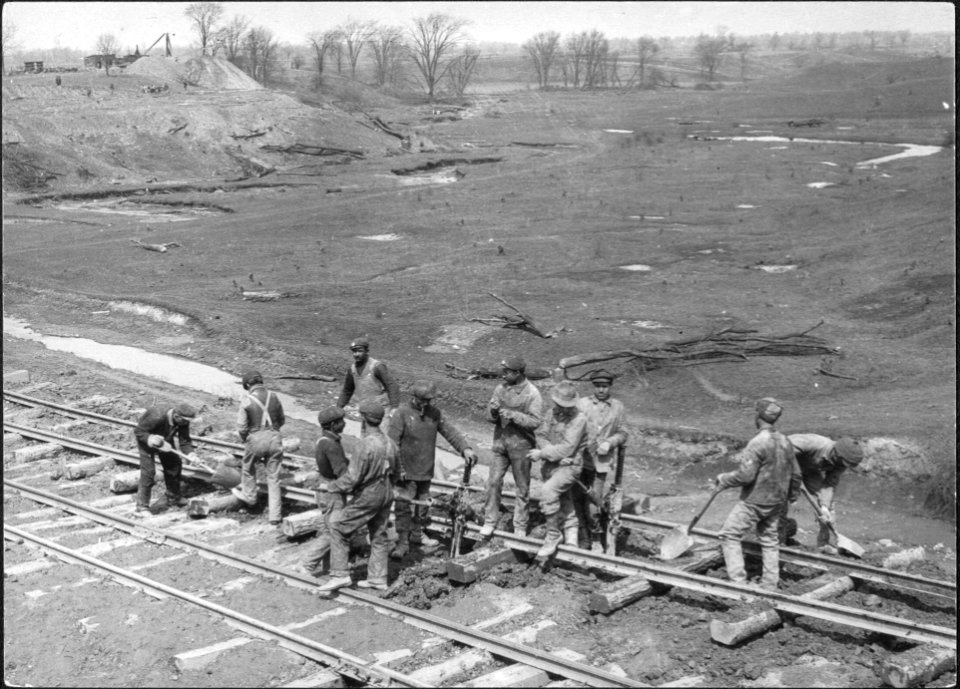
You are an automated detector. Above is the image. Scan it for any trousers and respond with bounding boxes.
[484,444,532,534]
[301,491,346,574]
[137,445,181,509]
[718,500,781,589]
[238,429,284,522]
[329,480,392,585]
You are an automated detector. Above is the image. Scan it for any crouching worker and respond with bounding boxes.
[231,370,286,526]
[300,406,348,576]
[716,398,801,591]
[317,401,397,594]
[527,380,587,560]
[133,402,201,516]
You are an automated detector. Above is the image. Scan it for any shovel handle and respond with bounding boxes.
[799,484,840,536]
[687,488,722,531]
[612,445,625,487]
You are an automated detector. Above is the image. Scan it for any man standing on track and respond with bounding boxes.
[716,398,801,590]
[317,401,397,594]
[301,406,349,576]
[575,370,629,552]
[133,402,201,516]
[480,356,543,538]
[388,381,478,559]
[337,337,400,420]
[528,380,587,559]
[232,370,286,526]
[781,433,864,554]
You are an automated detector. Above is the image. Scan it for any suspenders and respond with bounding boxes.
[247,391,275,430]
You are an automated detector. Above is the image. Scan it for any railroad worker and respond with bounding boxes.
[336,337,400,420]
[480,356,543,538]
[317,401,397,594]
[527,380,587,559]
[780,434,864,553]
[388,381,478,559]
[575,370,629,552]
[132,402,201,516]
[231,370,286,526]
[716,398,802,591]
[300,406,348,576]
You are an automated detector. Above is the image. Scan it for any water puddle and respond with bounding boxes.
[695,135,943,167]
[821,161,838,167]
[53,199,227,222]
[108,301,189,325]
[736,204,755,209]
[358,233,402,242]
[755,265,798,273]
[603,129,634,134]
[807,182,835,189]
[393,168,464,186]
[620,264,653,272]
[629,215,665,220]
[856,145,942,167]
[631,320,669,329]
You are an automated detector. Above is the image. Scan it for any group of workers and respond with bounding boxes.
[132,336,863,594]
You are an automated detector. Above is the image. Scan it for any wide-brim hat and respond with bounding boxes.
[550,380,579,407]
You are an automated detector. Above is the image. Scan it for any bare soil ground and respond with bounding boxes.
[3,54,956,687]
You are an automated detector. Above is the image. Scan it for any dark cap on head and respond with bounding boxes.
[500,356,526,372]
[755,397,783,423]
[241,370,263,388]
[317,406,345,426]
[412,382,437,400]
[358,400,384,422]
[350,337,370,351]
[834,437,863,467]
[174,403,198,420]
[590,369,615,385]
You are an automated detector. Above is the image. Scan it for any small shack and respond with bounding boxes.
[83,54,116,70]
[23,60,44,73]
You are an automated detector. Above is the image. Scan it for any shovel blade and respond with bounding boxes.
[836,532,865,559]
[660,526,694,560]
[209,464,241,489]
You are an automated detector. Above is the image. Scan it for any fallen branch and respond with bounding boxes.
[443,362,553,381]
[470,292,555,339]
[167,123,187,135]
[130,238,180,253]
[230,130,267,140]
[260,143,364,159]
[275,374,337,382]
[818,368,857,381]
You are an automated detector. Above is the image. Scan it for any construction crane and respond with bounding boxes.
[143,33,173,57]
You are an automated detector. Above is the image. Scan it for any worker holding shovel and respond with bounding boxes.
[232,370,286,526]
[716,398,802,591]
[133,402,202,516]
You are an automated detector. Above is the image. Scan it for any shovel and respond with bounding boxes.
[660,487,722,560]
[157,441,215,472]
[799,485,864,558]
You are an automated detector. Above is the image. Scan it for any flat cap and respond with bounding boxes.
[834,437,863,467]
[590,369,615,385]
[350,337,370,350]
[755,397,783,423]
[175,403,199,420]
[412,382,437,399]
[550,380,579,407]
[316,406,345,426]
[241,370,263,388]
[500,356,526,372]
[358,400,384,422]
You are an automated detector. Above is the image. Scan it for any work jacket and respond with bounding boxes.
[577,395,628,473]
[388,401,471,481]
[236,384,285,442]
[332,427,396,496]
[487,378,543,452]
[315,429,349,481]
[537,407,587,467]
[337,357,400,409]
[789,433,846,506]
[134,407,195,455]
[718,427,801,507]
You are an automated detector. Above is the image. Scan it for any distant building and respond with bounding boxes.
[83,54,116,70]
[23,60,44,73]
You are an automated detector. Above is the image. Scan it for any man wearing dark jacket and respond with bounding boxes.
[232,370,286,525]
[387,382,478,559]
[301,406,348,576]
[133,402,200,516]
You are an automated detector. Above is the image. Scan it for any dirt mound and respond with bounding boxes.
[125,55,261,91]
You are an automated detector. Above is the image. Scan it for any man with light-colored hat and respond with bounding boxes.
[388,381,478,559]
[527,379,588,559]
[337,336,400,419]
[715,398,801,590]
[317,400,397,594]
[232,369,287,525]
[576,369,629,552]
[132,402,202,516]
[781,433,864,553]
[480,356,543,537]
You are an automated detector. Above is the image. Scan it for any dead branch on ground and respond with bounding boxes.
[130,238,181,253]
[559,321,837,374]
[167,124,187,135]
[230,130,267,140]
[260,143,364,159]
[443,362,553,381]
[275,374,337,382]
[470,292,562,339]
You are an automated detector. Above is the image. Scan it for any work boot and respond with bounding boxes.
[316,575,352,595]
[563,524,579,549]
[356,579,388,591]
[410,529,439,548]
[537,514,562,559]
[166,494,188,508]
[132,505,150,519]
[590,541,604,554]
[390,540,409,560]
[478,522,495,538]
[721,540,748,584]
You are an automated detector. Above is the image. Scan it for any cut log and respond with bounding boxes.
[64,457,116,480]
[710,575,854,646]
[187,493,243,518]
[879,645,956,688]
[13,443,64,462]
[110,469,162,493]
[589,575,654,614]
[447,545,519,584]
[459,664,549,688]
[281,508,324,538]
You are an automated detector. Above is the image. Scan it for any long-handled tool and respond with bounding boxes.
[157,441,215,472]
[603,445,626,556]
[660,487,723,560]
[799,484,864,558]
[449,458,475,558]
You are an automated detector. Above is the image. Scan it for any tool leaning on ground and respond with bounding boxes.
[799,484,865,558]
[603,445,626,556]
[659,485,724,560]
[447,456,475,558]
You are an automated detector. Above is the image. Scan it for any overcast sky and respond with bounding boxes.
[3,1,955,53]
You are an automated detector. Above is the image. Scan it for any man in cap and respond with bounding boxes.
[780,433,864,553]
[337,337,400,419]
[575,369,629,552]
[480,356,543,537]
[317,400,397,594]
[133,402,201,516]
[715,398,801,590]
[231,370,286,525]
[388,381,478,559]
[301,406,348,576]
[527,380,588,559]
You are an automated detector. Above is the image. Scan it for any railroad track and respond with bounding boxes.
[5,388,957,687]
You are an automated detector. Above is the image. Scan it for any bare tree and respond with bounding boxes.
[185,2,224,56]
[94,33,119,74]
[522,31,560,89]
[634,36,658,87]
[897,30,910,48]
[244,26,278,85]
[445,46,480,97]
[369,24,404,86]
[694,33,726,81]
[341,18,376,79]
[564,32,588,88]
[734,41,752,80]
[2,21,18,74]
[768,32,781,51]
[212,14,249,65]
[581,29,608,88]
[407,13,468,100]
[306,29,341,86]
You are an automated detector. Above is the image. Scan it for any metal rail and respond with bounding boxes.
[4,480,648,688]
